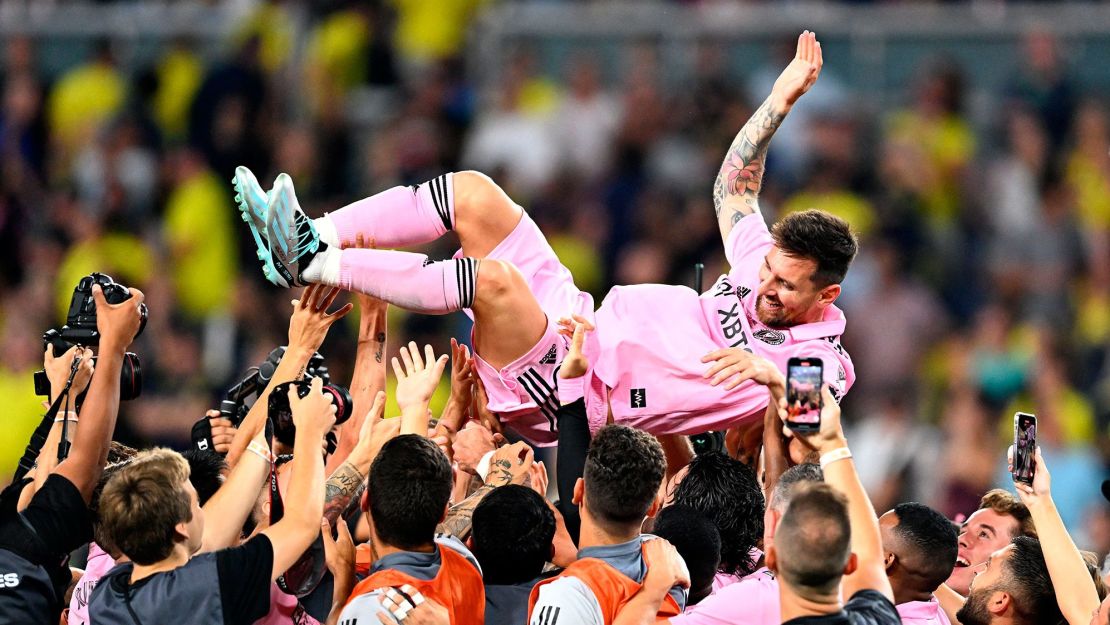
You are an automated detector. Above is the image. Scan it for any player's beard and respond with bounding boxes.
[756,295,789,327]
[955,584,998,625]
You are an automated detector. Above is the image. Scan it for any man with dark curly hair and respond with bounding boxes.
[527,425,687,624]
[669,452,764,590]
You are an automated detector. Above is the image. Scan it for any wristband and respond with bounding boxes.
[246,441,274,464]
[54,415,78,424]
[819,447,852,469]
[476,450,496,481]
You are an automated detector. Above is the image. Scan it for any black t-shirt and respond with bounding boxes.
[782,589,901,625]
[215,534,276,624]
[97,533,275,625]
[0,474,92,622]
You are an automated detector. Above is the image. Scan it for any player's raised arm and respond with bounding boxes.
[713,30,822,243]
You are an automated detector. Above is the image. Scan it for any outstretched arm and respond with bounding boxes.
[714,31,822,243]
[1012,447,1099,625]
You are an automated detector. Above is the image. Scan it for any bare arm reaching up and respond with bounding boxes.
[714,30,822,243]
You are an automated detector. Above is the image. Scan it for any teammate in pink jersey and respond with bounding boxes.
[231,31,853,445]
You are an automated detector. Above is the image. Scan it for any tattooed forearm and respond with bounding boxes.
[486,459,514,487]
[713,96,786,237]
[437,484,495,540]
[322,461,366,524]
[373,332,385,363]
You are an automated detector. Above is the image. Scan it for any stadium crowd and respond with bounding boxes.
[2,1,1110,624]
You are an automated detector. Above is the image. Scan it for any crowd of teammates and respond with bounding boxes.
[1,30,1108,625]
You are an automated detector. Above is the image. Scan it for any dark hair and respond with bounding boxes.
[653,505,721,605]
[181,449,227,506]
[892,502,959,592]
[978,489,1037,539]
[368,435,453,550]
[1003,536,1062,624]
[771,210,858,287]
[770,463,824,513]
[472,485,555,585]
[584,425,666,533]
[775,483,851,596]
[671,452,763,576]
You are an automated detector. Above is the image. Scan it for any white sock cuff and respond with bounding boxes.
[314,215,340,247]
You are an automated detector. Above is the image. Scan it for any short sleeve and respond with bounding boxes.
[9,474,93,563]
[724,213,774,271]
[529,577,604,625]
[216,534,275,624]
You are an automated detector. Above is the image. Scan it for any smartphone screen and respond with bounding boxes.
[786,358,823,432]
[1012,412,1037,484]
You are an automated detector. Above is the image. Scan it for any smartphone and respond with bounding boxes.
[1012,412,1037,484]
[786,358,823,433]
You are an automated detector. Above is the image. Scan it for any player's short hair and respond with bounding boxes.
[775,482,851,596]
[671,452,763,577]
[771,210,858,287]
[584,425,665,533]
[472,485,555,585]
[770,463,824,514]
[653,505,721,604]
[368,435,453,551]
[978,489,1037,539]
[181,449,227,507]
[891,502,959,593]
[1003,536,1062,624]
[99,448,193,565]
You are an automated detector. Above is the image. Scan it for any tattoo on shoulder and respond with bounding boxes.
[713,97,786,233]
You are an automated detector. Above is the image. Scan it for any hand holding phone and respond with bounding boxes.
[1011,412,1037,485]
[786,358,823,433]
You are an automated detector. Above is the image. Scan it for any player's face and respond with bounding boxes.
[756,248,822,327]
[946,508,1019,595]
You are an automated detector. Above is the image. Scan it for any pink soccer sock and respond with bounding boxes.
[321,173,455,248]
[332,248,478,314]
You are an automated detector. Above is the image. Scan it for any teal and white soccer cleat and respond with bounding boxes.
[232,165,274,268]
[260,173,326,288]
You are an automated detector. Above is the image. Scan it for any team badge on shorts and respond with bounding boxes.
[753,329,786,345]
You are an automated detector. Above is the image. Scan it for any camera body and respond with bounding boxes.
[219,348,329,427]
[33,273,147,402]
[268,378,352,448]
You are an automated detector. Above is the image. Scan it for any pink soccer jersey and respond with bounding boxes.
[896,598,952,625]
[68,543,116,625]
[671,567,780,624]
[586,213,854,435]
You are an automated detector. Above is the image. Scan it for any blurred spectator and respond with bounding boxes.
[553,55,622,180]
[46,39,126,171]
[1007,30,1077,154]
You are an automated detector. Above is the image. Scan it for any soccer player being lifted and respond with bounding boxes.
[234,31,855,445]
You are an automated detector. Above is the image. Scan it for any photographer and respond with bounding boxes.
[0,283,145,623]
[87,377,336,625]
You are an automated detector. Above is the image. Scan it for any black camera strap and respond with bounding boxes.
[13,360,81,483]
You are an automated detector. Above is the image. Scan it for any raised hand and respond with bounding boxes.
[45,344,95,400]
[393,342,449,413]
[289,376,338,440]
[453,421,497,475]
[557,315,594,380]
[287,283,355,353]
[205,410,239,454]
[93,283,145,353]
[485,441,534,487]
[1010,445,1051,504]
[471,375,504,436]
[447,337,475,411]
[782,385,845,455]
[770,30,823,111]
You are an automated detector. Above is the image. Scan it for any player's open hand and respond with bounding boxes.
[770,30,823,111]
[287,284,354,352]
[701,348,785,393]
[393,341,449,413]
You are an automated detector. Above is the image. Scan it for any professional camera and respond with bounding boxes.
[217,347,329,427]
[268,379,353,447]
[33,273,148,402]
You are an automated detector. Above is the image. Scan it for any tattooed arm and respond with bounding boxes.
[322,461,367,525]
[714,30,823,243]
[329,282,387,473]
[437,484,495,541]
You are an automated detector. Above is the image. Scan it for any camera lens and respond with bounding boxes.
[321,384,352,425]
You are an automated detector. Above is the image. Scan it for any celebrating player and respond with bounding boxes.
[233,31,854,444]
